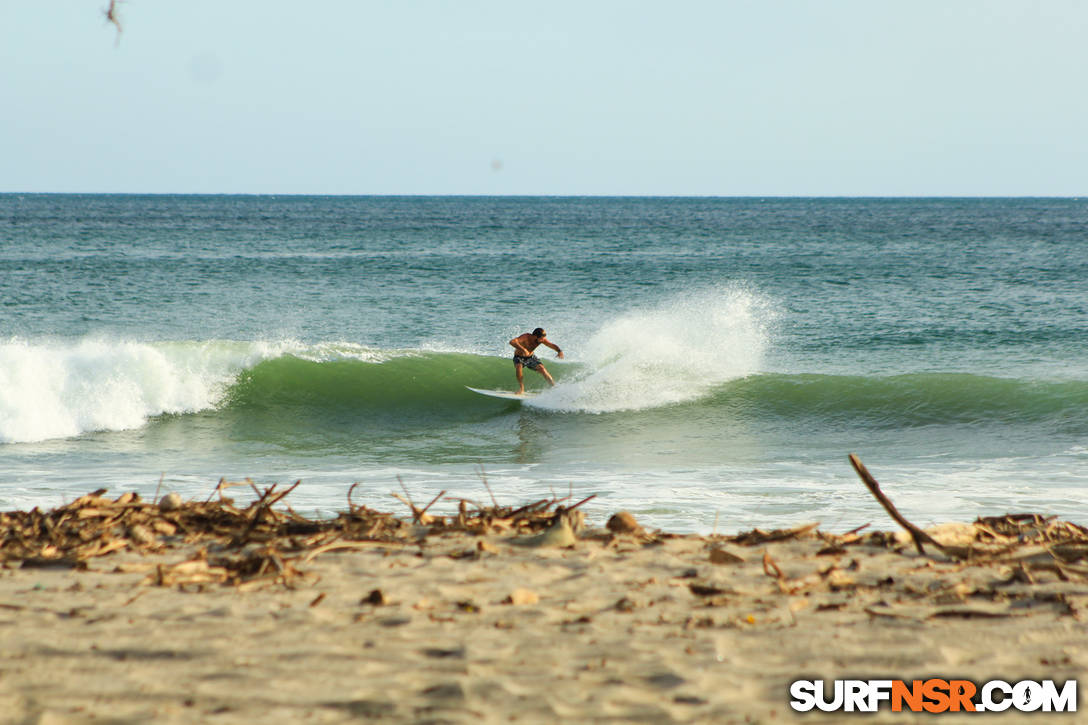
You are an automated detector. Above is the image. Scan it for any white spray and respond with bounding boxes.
[534,285,776,413]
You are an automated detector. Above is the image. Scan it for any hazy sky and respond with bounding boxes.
[3,1,1086,195]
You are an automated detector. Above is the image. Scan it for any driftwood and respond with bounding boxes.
[391,475,596,538]
[0,480,408,585]
[731,522,821,546]
[846,455,1088,579]
[849,453,946,556]
[0,477,598,587]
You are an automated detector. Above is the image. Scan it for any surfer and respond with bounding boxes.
[509,327,563,394]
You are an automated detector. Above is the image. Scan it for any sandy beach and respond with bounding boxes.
[2,486,1087,725]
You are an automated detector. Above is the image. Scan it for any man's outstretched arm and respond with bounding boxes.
[541,339,564,358]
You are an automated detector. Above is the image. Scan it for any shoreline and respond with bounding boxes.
[2,488,1087,723]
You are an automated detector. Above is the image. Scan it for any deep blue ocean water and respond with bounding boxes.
[2,195,1086,532]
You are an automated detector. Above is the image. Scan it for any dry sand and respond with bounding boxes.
[2,509,1087,724]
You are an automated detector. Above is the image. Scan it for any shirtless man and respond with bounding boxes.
[508,327,564,394]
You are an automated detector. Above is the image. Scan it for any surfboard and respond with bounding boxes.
[466,386,539,401]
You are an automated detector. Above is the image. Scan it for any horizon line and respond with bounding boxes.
[2,192,1084,200]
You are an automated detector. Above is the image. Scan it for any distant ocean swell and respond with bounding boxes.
[3,337,1086,446]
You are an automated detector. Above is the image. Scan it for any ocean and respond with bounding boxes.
[2,195,1086,533]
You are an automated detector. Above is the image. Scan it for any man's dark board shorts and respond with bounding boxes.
[513,354,543,370]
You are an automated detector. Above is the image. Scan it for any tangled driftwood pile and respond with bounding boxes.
[384,467,596,536]
[0,476,593,589]
[3,457,1088,605]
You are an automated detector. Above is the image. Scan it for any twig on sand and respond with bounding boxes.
[848,454,946,556]
[263,480,301,510]
[391,477,427,522]
[761,550,784,580]
[206,477,254,504]
[397,477,415,509]
[477,464,499,508]
[568,494,597,511]
[236,480,302,544]
[842,523,871,536]
[419,489,447,520]
[390,478,447,525]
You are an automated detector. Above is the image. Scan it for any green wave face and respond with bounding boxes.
[222,351,541,420]
[196,361,1088,467]
[224,355,1088,433]
[230,353,472,410]
[162,349,542,461]
[715,372,1088,430]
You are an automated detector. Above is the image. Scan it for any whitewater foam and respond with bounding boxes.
[0,338,280,444]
